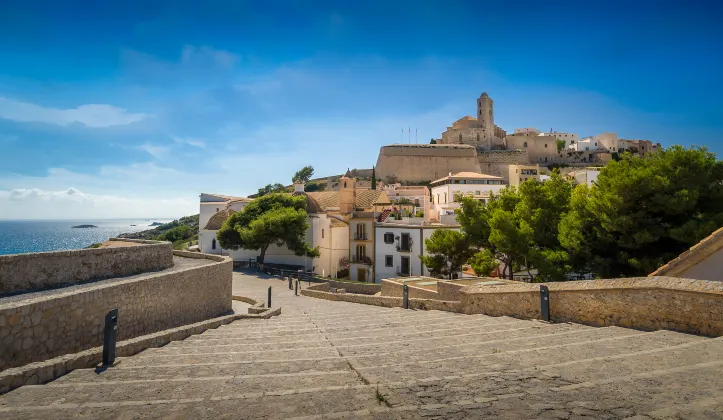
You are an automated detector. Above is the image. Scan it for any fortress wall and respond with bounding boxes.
[477,150,530,181]
[376,145,482,182]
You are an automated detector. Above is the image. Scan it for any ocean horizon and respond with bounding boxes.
[0,218,176,256]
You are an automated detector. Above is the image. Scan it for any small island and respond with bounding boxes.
[71,225,98,228]
[148,222,163,226]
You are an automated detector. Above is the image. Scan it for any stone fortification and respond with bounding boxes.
[375,144,481,183]
[0,239,173,295]
[461,277,723,337]
[477,149,529,180]
[0,251,232,371]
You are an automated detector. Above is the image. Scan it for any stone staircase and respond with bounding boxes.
[1,293,722,419]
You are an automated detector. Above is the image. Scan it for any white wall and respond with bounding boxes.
[431,182,505,209]
[373,224,461,282]
[679,248,723,282]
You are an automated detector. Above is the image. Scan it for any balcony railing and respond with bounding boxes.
[351,256,373,265]
[353,232,369,240]
[396,243,412,252]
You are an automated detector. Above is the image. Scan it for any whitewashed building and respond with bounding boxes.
[430,172,506,215]
[373,218,461,282]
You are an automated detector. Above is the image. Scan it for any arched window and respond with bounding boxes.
[476,133,480,142]
[458,134,463,143]
[344,181,347,188]
[523,142,528,148]
[212,239,217,250]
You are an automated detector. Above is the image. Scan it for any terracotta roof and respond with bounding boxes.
[649,227,723,277]
[201,193,245,202]
[330,218,348,228]
[203,209,235,230]
[431,172,504,184]
[302,190,387,213]
[292,191,324,214]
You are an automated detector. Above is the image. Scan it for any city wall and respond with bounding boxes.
[375,144,481,182]
[477,150,529,180]
[461,277,723,337]
[0,239,173,295]
[0,251,233,371]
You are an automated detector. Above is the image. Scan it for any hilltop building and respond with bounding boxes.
[439,93,507,149]
[508,164,541,187]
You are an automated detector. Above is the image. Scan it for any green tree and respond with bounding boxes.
[217,193,320,264]
[559,145,723,277]
[468,249,498,277]
[257,183,286,197]
[419,229,473,279]
[158,225,192,242]
[556,139,566,152]
[292,166,314,184]
[371,166,377,190]
[430,138,437,144]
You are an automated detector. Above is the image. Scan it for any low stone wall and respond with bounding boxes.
[461,277,723,337]
[0,252,232,371]
[0,239,173,295]
[301,286,461,312]
[381,279,441,300]
[326,280,381,295]
[437,281,467,301]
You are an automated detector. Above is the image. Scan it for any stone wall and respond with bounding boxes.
[0,252,232,371]
[375,144,482,183]
[0,239,173,295]
[477,150,529,181]
[380,279,441,300]
[301,286,461,312]
[461,277,723,337]
[325,280,381,295]
[437,281,466,301]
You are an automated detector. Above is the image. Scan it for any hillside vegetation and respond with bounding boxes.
[118,215,199,249]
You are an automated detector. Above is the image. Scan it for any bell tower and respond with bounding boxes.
[339,168,356,214]
[477,92,494,131]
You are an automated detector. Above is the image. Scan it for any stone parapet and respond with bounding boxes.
[301,286,461,312]
[0,252,232,371]
[461,277,723,337]
[0,239,173,295]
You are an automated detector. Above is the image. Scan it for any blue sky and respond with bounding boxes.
[0,0,721,219]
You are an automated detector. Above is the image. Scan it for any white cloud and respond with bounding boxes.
[0,97,149,128]
[181,45,240,70]
[138,143,169,158]
[171,135,206,148]
[0,187,195,219]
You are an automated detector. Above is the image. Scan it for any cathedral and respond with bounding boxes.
[439,92,507,150]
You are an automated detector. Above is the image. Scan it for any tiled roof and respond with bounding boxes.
[649,227,723,277]
[431,172,504,184]
[203,209,235,230]
[330,218,348,228]
[303,190,387,213]
[292,192,324,214]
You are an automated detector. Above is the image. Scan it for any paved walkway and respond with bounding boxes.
[0,270,722,419]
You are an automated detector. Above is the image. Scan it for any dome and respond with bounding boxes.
[203,209,236,230]
[292,191,323,214]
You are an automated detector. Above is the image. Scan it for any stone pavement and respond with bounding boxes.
[0,270,722,419]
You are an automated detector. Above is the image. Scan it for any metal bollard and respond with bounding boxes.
[403,284,409,309]
[103,309,119,366]
[280,269,284,281]
[295,279,299,296]
[540,285,550,322]
[288,275,293,290]
[268,286,272,308]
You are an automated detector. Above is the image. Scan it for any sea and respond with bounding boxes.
[0,219,174,256]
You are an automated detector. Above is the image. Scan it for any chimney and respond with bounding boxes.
[294,183,305,193]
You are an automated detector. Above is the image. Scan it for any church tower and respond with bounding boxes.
[339,168,356,214]
[477,92,494,131]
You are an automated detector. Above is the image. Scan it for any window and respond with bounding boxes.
[385,255,393,267]
[212,239,216,250]
[384,233,394,244]
[216,208,219,212]
[356,244,366,260]
[545,157,548,162]
[545,143,548,148]
[444,192,447,203]
[415,198,420,206]
[520,177,523,183]
[322,229,324,239]
[523,142,528,148]
[475,191,480,195]
[458,134,462,142]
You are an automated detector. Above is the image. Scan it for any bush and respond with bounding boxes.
[157,225,192,242]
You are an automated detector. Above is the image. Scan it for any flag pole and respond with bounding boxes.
[415,128,418,144]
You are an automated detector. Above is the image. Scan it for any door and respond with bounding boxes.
[357,268,367,282]
[401,256,410,275]
[401,233,410,251]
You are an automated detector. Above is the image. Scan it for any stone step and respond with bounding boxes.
[140,340,335,356]
[0,383,381,420]
[348,326,644,369]
[55,358,353,384]
[165,336,333,351]
[121,346,342,367]
[183,332,327,345]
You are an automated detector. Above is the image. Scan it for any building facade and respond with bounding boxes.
[430,172,506,215]
[508,164,541,187]
[439,93,507,150]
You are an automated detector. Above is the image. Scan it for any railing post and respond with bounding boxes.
[288,274,293,290]
[403,284,409,309]
[295,279,299,296]
[540,285,550,322]
[268,286,272,308]
[103,309,119,366]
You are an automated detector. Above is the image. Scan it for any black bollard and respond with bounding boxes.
[403,284,409,309]
[280,269,284,281]
[540,285,550,322]
[103,309,119,366]
[268,286,272,308]
[295,279,299,296]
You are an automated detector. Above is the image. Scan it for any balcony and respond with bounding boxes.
[353,232,369,241]
[351,255,373,265]
[396,244,412,252]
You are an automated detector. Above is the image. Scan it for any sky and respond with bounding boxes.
[0,0,721,219]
